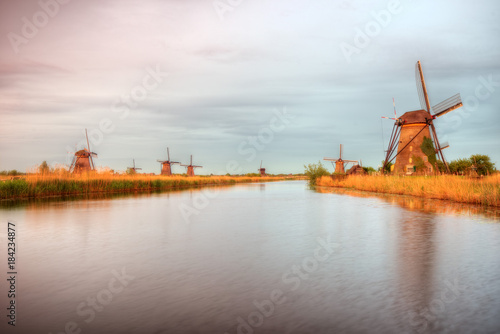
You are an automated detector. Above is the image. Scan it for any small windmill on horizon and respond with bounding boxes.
[382,60,463,174]
[158,147,179,176]
[181,155,202,176]
[258,161,266,177]
[324,144,358,174]
[69,129,97,173]
[127,159,142,174]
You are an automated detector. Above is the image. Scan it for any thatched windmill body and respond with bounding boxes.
[382,61,463,174]
[69,129,97,173]
[181,155,202,176]
[324,144,358,174]
[158,147,179,176]
[258,161,266,177]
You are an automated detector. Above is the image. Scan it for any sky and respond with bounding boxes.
[0,0,499,174]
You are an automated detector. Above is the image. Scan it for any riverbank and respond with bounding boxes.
[316,174,500,207]
[0,174,304,200]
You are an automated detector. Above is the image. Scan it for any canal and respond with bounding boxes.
[0,181,499,333]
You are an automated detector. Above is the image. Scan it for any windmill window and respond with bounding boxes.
[428,167,432,172]
[424,156,428,162]
[407,167,413,172]
[410,146,413,152]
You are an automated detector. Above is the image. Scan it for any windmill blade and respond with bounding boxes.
[393,97,397,119]
[432,93,463,118]
[89,155,95,170]
[438,142,450,151]
[190,155,193,166]
[415,61,431,112]
[260,160,262,169]
[69,156,77,172]
[381,116,397,120]
[85,128,92,152]
[339,144,342,160]
[323,158,339,162]
[343,160,358,163]
[193,165,203,168]
[167,147,170,161]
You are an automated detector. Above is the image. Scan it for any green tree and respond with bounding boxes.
[436,160,447,173]
[39,161,50,174]
[470,154,495,175]
[304,161,330,185]
[363,166,376,174]
[449,158,472,174]
[381,161,393,173]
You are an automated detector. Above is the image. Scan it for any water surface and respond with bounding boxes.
[0,181,499,334]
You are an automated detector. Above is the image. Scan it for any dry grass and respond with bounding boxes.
[0,173,292,200]
[316,174,500,207]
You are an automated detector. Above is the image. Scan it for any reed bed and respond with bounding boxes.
[316,174,500,207]
[0,174,290,200]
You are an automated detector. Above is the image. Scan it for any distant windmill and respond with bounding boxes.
[180,155,202,176]
[127,159,142,174]
[324,144,358,174]
[258,161,266,177]
[382,60,462,174]
[157,147,179,176]
[69,129,97,173]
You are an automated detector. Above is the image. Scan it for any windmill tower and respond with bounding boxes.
[69,129,97,173]
[382,61,463,174]
[180,155,202,176]
[158,147,179,176]
[258,161,266,177]
[324,144,358,174]
[127,159,142,174]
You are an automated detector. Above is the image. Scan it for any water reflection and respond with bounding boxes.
[0,181,498,333]
[0,184,237,211]
[316,186,500,220]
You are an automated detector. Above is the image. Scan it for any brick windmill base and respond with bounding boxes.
[161,162,173,176]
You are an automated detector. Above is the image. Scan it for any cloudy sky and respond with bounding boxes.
[0,0,499,174]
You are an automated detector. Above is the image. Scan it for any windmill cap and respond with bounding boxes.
[75,149,90,156]
[399,109,433,124]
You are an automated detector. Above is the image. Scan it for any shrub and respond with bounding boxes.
[304,161,330,185]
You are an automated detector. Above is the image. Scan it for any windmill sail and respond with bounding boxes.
[432,93,463,117]
[415,61,431,112]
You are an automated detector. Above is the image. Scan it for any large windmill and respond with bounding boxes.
[127,159,142,174]
[69,129,97,173]
[324,144,358,174]
[382,61,463,174]
[258,160,266,177]
[181,155,202,176]
[158,147,179,176]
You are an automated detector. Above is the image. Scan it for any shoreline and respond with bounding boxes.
[0,175,306,201]
[315,175,500,207]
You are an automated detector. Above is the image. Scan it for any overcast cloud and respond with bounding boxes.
[0,0,499,174]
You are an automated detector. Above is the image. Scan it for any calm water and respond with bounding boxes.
[1,181,499,334]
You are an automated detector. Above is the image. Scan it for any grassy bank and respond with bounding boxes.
[316,174,500,207]
[0,174,297,200]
